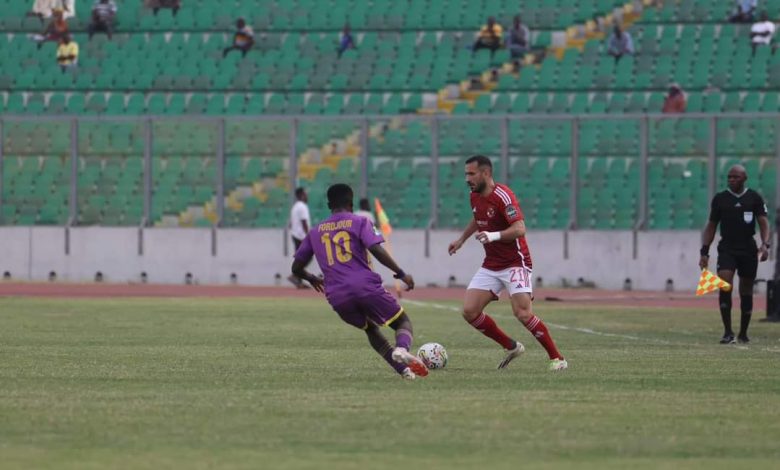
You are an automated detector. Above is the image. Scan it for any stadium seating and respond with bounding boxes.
[1,0,778,229]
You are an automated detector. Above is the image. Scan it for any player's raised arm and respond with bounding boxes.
[475,219,526,244]
[367,243,414,290]
[449,219,478,255]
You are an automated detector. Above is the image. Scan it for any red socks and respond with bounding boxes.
[524,315,563,360]
[468,312,516,350]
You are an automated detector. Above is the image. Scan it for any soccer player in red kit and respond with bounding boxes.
[448,155,567,371]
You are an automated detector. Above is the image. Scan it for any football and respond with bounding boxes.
[416,342,448,369]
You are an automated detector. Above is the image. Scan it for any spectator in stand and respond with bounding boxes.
[28,0,75,23]
[88,0,118,40]
[223,18,255,58]
[662,84,687,113]
[607,25,634,64]
[730,0,758,23]
[751,11,776,56]
[337,23,356,58]
[472,16,503,56]
[56,34,78,73]
[32,7,68,49]
[505,15,530,59]
[145,0,181,16]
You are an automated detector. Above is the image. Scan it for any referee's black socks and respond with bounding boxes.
[739,294,753,338]
[719,290,733,335]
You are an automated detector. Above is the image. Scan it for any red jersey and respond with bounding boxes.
[470,183,533,271]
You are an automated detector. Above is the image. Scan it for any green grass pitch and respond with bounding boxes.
[1,296,779,469]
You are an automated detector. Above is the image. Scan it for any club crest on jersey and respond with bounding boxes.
[486,207,496,218]
[505,205,518,219]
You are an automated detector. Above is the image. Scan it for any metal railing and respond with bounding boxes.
[1,113,778,256]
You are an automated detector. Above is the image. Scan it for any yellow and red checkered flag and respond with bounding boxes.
[696,269,731,296]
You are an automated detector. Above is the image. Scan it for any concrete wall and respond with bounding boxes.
[0,227,772,291]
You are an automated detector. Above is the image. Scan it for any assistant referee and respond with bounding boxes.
[699,164,770,344]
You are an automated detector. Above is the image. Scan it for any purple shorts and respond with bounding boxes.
[331,290,404,329]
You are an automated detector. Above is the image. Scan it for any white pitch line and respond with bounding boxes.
[403,299,780,353]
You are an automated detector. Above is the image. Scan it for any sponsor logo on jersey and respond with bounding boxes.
[505,205,518,219]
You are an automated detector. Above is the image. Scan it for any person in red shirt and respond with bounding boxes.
[448,155,567,371]
[662,83,687,113]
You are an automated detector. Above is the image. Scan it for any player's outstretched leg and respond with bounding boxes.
[364,323,414,378]
[388,313,428,377]
[463,289,522,367]
[510,293,567,371]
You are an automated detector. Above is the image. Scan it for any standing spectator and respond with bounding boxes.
[88,0,118,40]
[354,198,376,226]
[472,16,503,56]
[223,18,254,58]
[32,8,69,49]
[288,187,311,288]
[662,84,687,113]
[144,0,181,16]
[56,34,78,73]
[699,164,770,344]
[730,0,758,23]
[607,25,634,63]
[337,23,356,58]
[751,11,776,56]
[505,15,530,59]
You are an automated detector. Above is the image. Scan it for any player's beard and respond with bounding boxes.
[470,181,486,193]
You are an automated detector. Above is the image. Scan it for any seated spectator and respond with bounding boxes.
[88,0,118,40]
[337,23,355,58]
[473,16,503,56]
[662,84,687,113]
[751,11,776,56]
[730,0,758,23]
[32,8,68,49]
[607,25,634,63]
[56,34,78,73]
[144,0,181,16]
[223,18,254,58]
[506,15,530,59]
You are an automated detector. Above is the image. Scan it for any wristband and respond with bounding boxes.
[393,270,406,279]
[700,245,709,257]
[485,231,501,243]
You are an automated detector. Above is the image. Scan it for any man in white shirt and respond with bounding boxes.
[751,11,777,56]
[288,187,311,288]
[354,198,376,226]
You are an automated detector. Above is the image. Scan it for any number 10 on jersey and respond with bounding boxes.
[321,231,353,265]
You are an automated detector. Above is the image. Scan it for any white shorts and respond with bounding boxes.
[467,266,533,298]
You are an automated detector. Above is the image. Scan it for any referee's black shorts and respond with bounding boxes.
[716,246,758,279]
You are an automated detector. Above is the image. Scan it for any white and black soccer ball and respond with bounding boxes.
[416,342,448,370]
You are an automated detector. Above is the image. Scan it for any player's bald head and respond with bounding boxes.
[728,164,747,177]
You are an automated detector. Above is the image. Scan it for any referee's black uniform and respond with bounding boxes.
[706,188,768,343]
[710,189,767,279]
